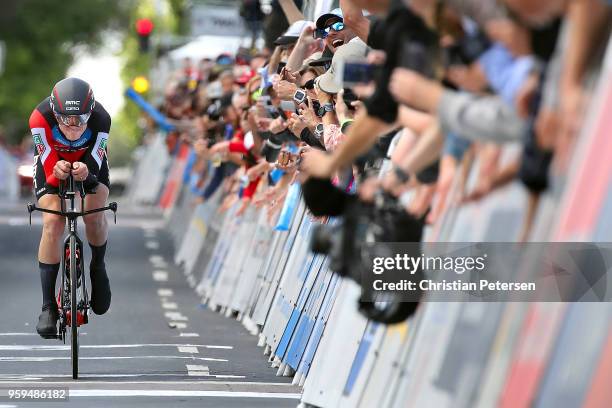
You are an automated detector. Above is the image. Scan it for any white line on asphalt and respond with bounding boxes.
[0,344,232,351]
[178,346,199,354]
[168,322,188,329]
[8,218,27,226]
[146,241,160,250]
[186,364,208,371]
[0,356,227,362]
[162,302,178,310]
[0,404,18,408]
[157,289,173,297]
[212,375,248,379]
[152,271,168,282]
[179,333,200,337]
[0,216,164,229]
[165,312,188,321]
[0,332,90,336]
[149,255,166,265]
[185,364,209,376]
[68,390,301,399]
[0,377,296,386]
[186,275,196,287]
[201,345,233,349]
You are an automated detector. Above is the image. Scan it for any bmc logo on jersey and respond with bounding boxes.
[33,133,45,155]
[66,100,80,105]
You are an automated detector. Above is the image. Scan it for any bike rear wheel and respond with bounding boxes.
[70,235,79,379]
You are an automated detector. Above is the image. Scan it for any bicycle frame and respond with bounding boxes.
[27,175,117,379]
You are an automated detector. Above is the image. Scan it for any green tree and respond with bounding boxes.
[0,0,132,144]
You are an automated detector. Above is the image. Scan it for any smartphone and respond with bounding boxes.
[339,61,375,87]
[279,100,297,119]
[276,62,287,75]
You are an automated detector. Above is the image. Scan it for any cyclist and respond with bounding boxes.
[29,77,112,338]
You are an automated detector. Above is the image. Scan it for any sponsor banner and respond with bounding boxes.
[190,5,245,37]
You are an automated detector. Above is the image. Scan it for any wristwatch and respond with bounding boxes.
[317,103,335,117]
[315,123,324,139]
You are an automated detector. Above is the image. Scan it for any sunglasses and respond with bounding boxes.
[54,112,91,127]
[314,22,345,39]
[303,79,315,90]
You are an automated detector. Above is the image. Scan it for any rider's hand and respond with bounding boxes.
[71,162,89,182]
[53,160,72,181]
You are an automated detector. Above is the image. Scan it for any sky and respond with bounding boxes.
[67,36,124,117]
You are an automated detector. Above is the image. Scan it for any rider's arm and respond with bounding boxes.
[29,108,61,187]
[80,105,111,184]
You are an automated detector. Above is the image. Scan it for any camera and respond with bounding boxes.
[305,178,425,323]
[259,129,299,163]
[442,29,490,67]
[206,100,223,121]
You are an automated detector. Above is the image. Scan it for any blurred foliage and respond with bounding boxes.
[0,0,189,167]
[111,0,186,166]
[0,0,132,144]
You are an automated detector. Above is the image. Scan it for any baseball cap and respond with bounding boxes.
[317,38,368,94]
[315,8,343,30]
[274,20,311,46]
[307,47,334,70]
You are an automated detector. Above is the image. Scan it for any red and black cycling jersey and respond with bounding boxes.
[29,96,111,190]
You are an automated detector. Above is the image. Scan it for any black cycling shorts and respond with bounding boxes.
[33,156,110,201]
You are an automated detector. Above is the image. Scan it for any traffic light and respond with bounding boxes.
[132,76,150,94]
[136,18,154,53]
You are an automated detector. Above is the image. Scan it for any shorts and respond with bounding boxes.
[33,156,110,201]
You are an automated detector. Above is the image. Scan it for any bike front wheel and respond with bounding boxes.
[69,235,79,379]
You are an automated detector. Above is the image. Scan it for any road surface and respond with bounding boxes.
[0,201,301,407]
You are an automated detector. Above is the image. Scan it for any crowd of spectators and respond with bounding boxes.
[155,0,611,241]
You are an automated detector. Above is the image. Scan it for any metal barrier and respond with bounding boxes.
[0,146,19,201]
[128,132,172,205]
[126,37,612,407]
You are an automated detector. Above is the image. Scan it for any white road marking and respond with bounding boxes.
[152,271,168,282]
[157,289,173,297]
[8,218,27,226]
[149,255,163,263]
[0,377,295,386]
[0,344,231,351]
[165,312,188,321]
[186,275,196,287]
[168,322,188,329]
[212,375,248,379]
[185,364,208,371]
[178,346,199,354]
[0,356,227,362]
[0,216,163,229]
[186,364,209,376]
[0,405,18,408]
[0,332,89,336]
[179,333,200,337]
[146,241,160,250]
[162,302,178,310]
[68,390,300,399]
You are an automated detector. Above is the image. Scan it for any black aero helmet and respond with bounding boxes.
[50,77,95,126]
